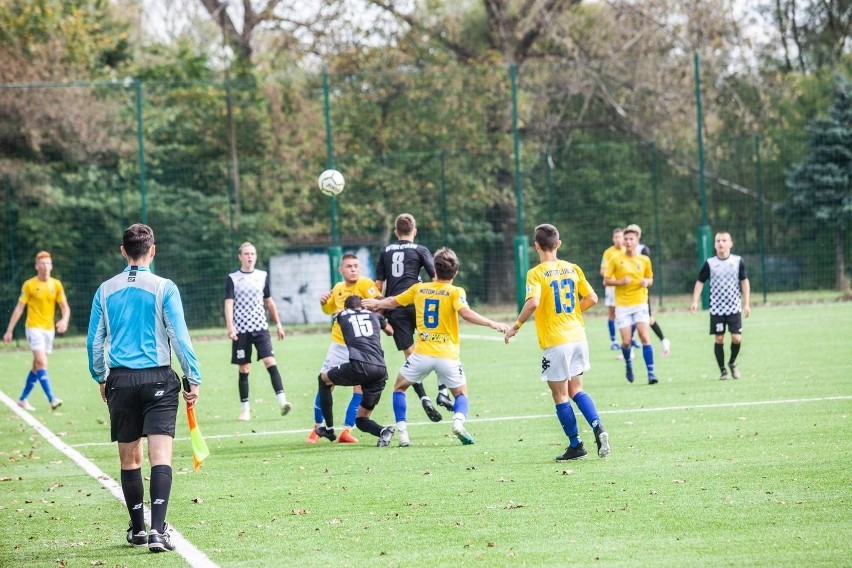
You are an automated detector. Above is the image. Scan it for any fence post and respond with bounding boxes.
[510,63,528,312]
[693,52,711,309]
[651,142,664,306]
[440,151,448,244]
[133,79,148,225]
[323,69,342,285]
[754,134,767,302]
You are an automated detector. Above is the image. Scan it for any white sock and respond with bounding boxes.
[396,420,408,432]
[276,392,288,406]
[241,401,250,412]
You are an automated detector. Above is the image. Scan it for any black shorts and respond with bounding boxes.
[327,361,388,410]
[106,367,180,443]
[232,330,274,364]
[386,306,416,351]
[710,313,743,335]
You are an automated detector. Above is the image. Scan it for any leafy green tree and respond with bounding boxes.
[778,76,852,294]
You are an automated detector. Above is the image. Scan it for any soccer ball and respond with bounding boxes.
[318,169,345,197]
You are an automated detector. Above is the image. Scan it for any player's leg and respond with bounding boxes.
[616,308,635,382]
[636,322,657,384]
[546,377,585,461]
[316,373,337,441]
[259,330,291,415]
[18,354,40,410]
[635,305,657,383]
[309,343,347,442]
[564,343,609,457]
[233,334,252,420]
[118,439,147,546]
[30,330,62,408]
[440,359,473,445]
[142,368,180,552]
[109,368,148,548]
[710,314,727,379]
[354,369,394,445]
[606,287,619,349]
[339,385,362,443]
[649,303,671,356]
[393,364,418,446]
[727,313,743,379]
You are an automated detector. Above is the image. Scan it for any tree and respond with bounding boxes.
[757,0,851,74]
[778,76,852,295]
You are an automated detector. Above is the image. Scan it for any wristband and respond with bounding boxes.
[515,320,524,329]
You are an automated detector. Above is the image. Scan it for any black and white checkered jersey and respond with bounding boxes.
[335,308,387,367]
[225,269,271,333]
[375,240,435,296]
[697,255,747,315]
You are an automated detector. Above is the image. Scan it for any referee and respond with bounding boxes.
[87,223,201,554]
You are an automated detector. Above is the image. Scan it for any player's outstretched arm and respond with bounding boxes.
[459,307,509,334]
[505,298,537,344]
[363,297,399,311]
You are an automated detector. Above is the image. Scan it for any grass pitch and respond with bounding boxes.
[1,302,850,567]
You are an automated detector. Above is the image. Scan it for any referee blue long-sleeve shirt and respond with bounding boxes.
[87,265,201,385]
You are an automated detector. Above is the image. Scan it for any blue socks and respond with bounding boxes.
[19,371,38,401]
[452,394,469,417]
[392,391,407,422]
[313,392,324,423]
[36,369,56,403]
[642,344,655,375]
[607,320,616,342]
[316,390,363,427]
[572,391,600,430]
[555,402,581,447]
[344,392,362,427]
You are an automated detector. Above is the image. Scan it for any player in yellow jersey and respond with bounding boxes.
[363,248,508,446]
[600,227,625,351]
[307,253,382,444]
[604,225,658,384]
[3,251,70,411]
[505,224,610,461]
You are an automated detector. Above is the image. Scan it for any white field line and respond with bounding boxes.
[62,394,852,448]
[0,390,219,568]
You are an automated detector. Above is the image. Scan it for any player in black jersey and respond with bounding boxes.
[375,214,452,422]
[690,231,750,380]
[316,295,396,446]
[225,242,290,421]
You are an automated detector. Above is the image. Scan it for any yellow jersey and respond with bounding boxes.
[322,277,380,345]
[526,260,593,349]
[396,281,468,359]
[604,252,653,307]
[19,276,66,330]
[600,244,625,275]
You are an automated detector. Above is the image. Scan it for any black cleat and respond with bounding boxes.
[719,368,729,381]
[316,426,337,442]
[556,443,588,462]
[421,398,442,422]
[377,425,395,447]
[126,522,147,547]
[436,392,454,412]
[729,363,741,379]
[594,427,610,458]
[148,523,174,553]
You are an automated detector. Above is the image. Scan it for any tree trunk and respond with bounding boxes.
[835,226,852,297]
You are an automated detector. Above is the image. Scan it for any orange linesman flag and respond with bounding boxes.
[186,403,210,471]
[182,376,210,471]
